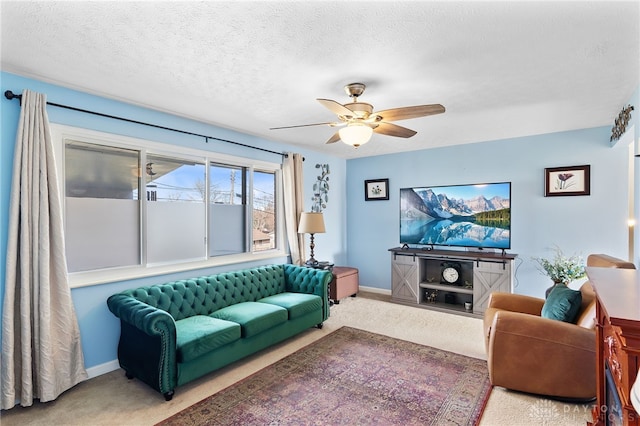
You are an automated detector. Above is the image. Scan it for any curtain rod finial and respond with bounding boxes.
[4,90,21,101]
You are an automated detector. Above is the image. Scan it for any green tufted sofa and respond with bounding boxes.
[107,264,332,400]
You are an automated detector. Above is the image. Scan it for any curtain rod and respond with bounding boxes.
[4,90,289,158]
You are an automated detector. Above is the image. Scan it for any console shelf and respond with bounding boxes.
[419,282,473,294]
[390,247,517,316]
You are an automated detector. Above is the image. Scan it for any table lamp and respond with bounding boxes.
[298,212,325,266]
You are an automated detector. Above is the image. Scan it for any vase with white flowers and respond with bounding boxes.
[533,247,586,297]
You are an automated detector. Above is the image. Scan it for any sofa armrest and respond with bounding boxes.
[587,253,635,269]
[107,294,177,398]
[484,293,545,351]
[486,292,545,316]
[108,294,176,336]
[283,264,333,321]
[487,310,596,400]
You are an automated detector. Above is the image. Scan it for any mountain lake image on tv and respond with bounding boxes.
[400,182,511,249]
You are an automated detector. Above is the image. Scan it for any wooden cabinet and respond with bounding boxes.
[588,267,640,426]
[389,247,516,316]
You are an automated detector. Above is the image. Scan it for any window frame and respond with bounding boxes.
[51,123,286,288]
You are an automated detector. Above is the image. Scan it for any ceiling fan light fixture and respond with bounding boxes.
[271,83,444,147]
[339,123,373,148]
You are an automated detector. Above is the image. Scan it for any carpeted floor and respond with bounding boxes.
[0,292,592,425]
[158,326,492,426]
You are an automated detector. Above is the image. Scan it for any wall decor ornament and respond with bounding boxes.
[544,165,590,197]
[365,178,389,201]
[311,163,330,212]
[610,104,634,142]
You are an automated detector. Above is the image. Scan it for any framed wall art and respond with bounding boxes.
[544,165,590,197]
[364,178,389,201]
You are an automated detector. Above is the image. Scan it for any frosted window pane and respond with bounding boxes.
[147,202,206,263]
[65,141,139,199]
[65,198,140,272]
[253,171,276,251]
[209,164,246,256]
[65,141,140,272]
[209,204,245,256]
[146,155,206,264]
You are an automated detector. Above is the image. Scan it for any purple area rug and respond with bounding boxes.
[158,326,491,425]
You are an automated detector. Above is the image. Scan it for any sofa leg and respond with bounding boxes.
[125,371,134,380]
[316,323,323,329]
[164,391,175,401]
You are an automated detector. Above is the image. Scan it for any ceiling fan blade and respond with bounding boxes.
[375,104,445,122]
[270,122,334,130]
[373,122,417,138]
[317,98,356,118]
[325,131,341,144]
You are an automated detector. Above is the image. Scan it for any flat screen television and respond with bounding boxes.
[400,182,511,250]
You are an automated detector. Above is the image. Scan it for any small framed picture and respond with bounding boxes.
[365,178,389,201]
[544,165,590,197]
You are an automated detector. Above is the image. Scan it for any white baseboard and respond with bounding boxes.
[86,360,120,379]
[359,285,391,295]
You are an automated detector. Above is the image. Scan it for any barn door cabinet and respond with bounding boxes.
[390,247,516,316]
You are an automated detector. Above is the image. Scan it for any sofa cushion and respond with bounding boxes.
[210,302,287,337]
[257,292,322,320]
[541,285,583,323]
[175,316,241,363]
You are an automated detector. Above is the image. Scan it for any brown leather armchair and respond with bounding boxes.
[484,254,635,401]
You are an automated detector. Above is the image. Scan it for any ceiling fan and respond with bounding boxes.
[270,83,445,147]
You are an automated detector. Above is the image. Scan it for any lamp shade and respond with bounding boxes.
[339,123,373,147]
[298,212,325,234]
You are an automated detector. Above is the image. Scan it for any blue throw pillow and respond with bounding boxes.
[541,285,583,323]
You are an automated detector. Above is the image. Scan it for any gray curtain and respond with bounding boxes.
[1,89,87,409]
[282,153,305,265]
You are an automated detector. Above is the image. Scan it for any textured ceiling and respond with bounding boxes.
[1,1,638,159]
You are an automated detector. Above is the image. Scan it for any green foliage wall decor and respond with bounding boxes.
[311,164,330,212]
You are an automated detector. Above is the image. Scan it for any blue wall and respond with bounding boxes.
[0,72,347,370]
[346,126,634,297]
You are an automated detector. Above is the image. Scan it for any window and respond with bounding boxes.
[52,124,284,286]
